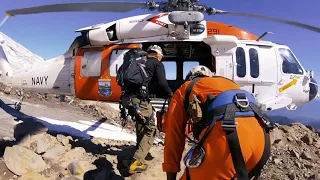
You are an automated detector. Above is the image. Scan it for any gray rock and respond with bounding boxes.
[305,164,315,169]
[273,158,282,165]
[60,176,81,180]
[4,145,47,176]
[295,162,301,168]
[301,134,313,145]
[57,134,73,147]
[17,171,49,180]
[59,147,86,166]
[271,128,283,144]
[67,162,84,175]
[290,150,300,159]
[301,152,313,161]
[42,144,66,162]
[36,139,49,154]
[287,173,297,180]
[308,174,320,180]
[287,137,295,142]
[4,86,11,94]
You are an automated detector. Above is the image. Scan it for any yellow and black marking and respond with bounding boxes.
[279,76,300,92]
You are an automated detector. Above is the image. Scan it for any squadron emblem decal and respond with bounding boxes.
[98,79,112,97]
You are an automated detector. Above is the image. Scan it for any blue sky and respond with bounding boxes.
[0,0,320,83]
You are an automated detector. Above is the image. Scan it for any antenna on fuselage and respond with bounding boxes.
[256,31,273,41]
[0,14,11,28]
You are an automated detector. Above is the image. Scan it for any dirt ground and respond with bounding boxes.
[0,85,188,180]
[0,85,320,180]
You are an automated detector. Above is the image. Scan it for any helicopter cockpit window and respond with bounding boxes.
[81,50,103,77]
[249,48,259,78]
[236,47,246,78]
[183,61,199,80]
[109,49,129,77]
[162,61,177,80]
[279,48,304,75]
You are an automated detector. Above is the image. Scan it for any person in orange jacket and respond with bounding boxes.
[161,65,274,180]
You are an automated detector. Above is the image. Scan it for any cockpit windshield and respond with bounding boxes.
[279,48,304,75]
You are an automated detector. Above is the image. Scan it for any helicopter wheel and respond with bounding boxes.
[14,102,21,111]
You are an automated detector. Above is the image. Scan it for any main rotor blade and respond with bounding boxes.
[6,1,147,16]
[214,10,320,33]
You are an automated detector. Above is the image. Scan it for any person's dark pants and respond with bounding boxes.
[131,97,156,163]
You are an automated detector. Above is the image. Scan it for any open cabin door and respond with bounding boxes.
[203,35,239,80]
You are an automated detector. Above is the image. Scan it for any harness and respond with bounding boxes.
[183,77,275,180]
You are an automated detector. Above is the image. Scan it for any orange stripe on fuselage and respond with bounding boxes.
[206,21,258,40]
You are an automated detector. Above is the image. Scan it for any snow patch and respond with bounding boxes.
[0,32,45,72]
[28,117,164,144]
[35,117,137,142]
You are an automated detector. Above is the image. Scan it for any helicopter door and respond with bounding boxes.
[74,47,104,100]
[232,46,251,92]
[276,46,306,109]
[249,45,279,107]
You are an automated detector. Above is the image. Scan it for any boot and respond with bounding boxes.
[129,160,148,174]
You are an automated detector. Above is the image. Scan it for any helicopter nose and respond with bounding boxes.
[309,77,318,101]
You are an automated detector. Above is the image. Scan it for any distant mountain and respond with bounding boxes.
[266,99,320,129]
[0,32,45,72]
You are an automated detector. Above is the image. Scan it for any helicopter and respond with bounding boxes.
[0,0,319,112]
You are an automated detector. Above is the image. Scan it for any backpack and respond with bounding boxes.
[183,76,275,180]
[116,48,148,91]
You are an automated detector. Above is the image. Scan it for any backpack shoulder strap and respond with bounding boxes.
[247,103,274,179]
[183,77,202,114]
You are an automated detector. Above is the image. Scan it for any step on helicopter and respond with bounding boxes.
[0,0,319,112]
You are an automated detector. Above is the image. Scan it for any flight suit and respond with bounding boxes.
[162,77,273,179]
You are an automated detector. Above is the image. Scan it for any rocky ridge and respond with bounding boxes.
[0,85,320,179]
[260,123,320,180]
[0,120,146,180]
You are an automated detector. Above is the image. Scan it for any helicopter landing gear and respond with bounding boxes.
[14,88,24,111]
[14,102,21,111]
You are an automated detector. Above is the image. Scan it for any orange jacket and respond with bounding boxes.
[162,77,272,179]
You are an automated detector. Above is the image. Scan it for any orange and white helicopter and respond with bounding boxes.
[0,0,319,112]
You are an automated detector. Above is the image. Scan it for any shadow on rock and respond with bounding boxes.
[0,120,49,156]
[70,139,154,178]
[0,99,108,140]
[0,98,154,179]
[0,98,110,157]
[84,158,124,180]
[115,145,154,177]
[70,140,137,178]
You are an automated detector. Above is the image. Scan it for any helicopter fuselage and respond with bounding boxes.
[0,12,317,112]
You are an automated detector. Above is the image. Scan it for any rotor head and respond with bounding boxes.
[1,0,319,33]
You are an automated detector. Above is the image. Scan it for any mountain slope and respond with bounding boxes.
[0,32,45,72]
[267,99,320,129]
